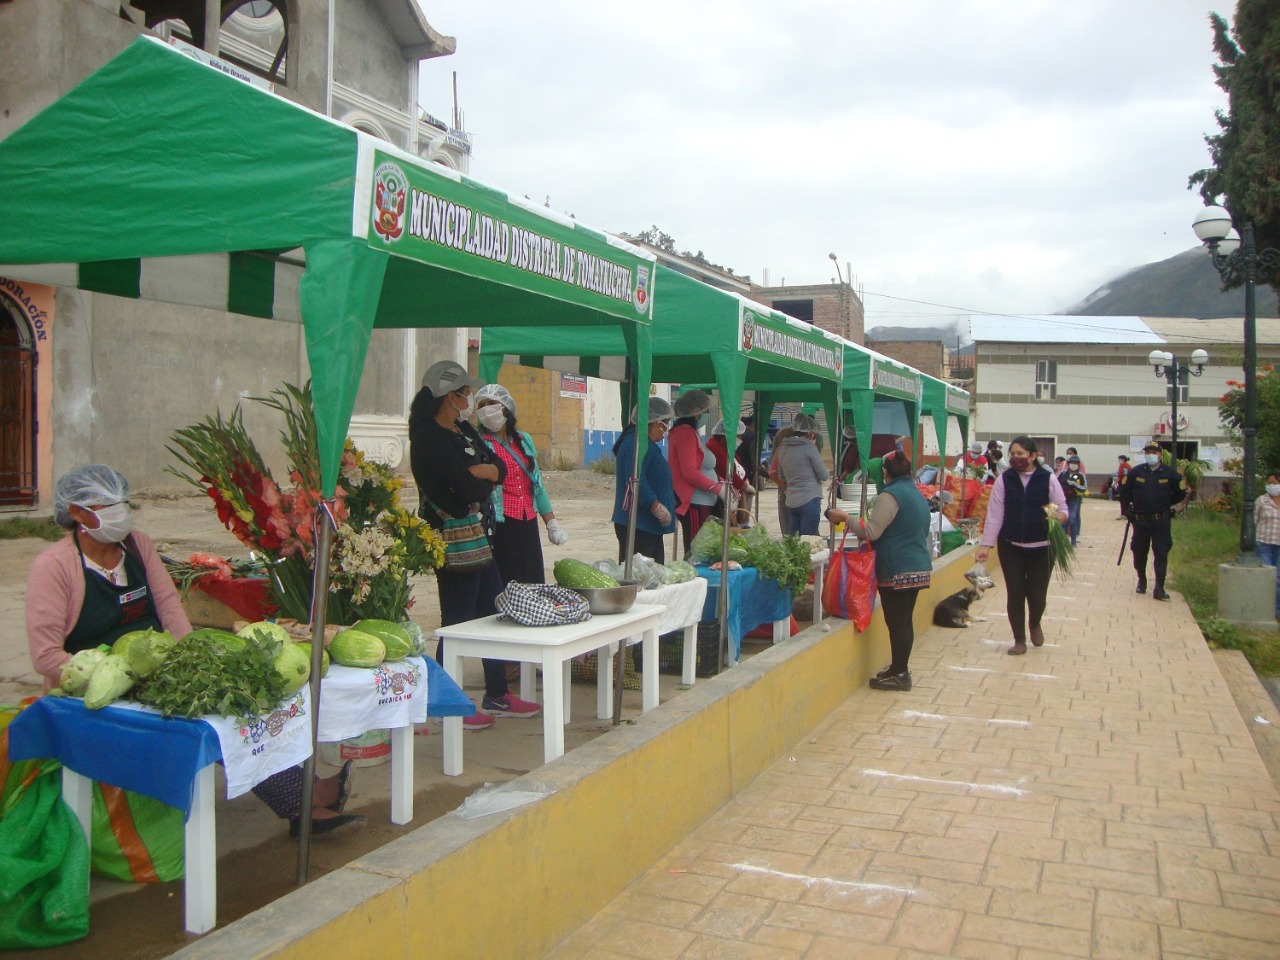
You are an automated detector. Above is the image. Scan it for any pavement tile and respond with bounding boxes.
[1091,914,1161,959]
[573,918,698,959]
[1177,900,1280,940]
[1158,926,1280,960]
[763,899,896,941]
[685,891,775,939]
[958,914,1091,956]
[1093,888,1181,925]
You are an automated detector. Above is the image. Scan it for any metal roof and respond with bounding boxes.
[1142,316,1280,347]
[969,314,1161,345]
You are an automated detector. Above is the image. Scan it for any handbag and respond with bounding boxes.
[420,497,493,573]
[822,530,878,631]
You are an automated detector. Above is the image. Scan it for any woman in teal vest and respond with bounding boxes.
[828,450,932,691]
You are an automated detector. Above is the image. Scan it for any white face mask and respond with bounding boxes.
[83,502,133,544]
[477,405,507,431]
[1267,484,1280,497]
[1145,454,1161,467]
[452,392,473,421]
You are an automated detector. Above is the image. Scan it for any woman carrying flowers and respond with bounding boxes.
[473,383,568,590]
[975,436,1068,656]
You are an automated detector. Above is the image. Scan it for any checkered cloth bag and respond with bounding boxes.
[496,583,592,627]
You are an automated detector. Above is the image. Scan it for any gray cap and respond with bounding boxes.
[53,464,129,529]
[631,396,675,424]
[422,360,485,397]
[672,389,711,418]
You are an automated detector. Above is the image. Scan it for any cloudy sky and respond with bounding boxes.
[417,1,1230,333]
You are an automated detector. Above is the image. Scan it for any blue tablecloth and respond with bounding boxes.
[8,657,474,815]
[696,566,793,661]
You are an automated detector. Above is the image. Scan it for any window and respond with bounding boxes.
[1166,382,1189,404]
[1034,359,1057,400]
[771,300,814,324]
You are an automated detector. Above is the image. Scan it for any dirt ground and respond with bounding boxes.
[1,469,787,960]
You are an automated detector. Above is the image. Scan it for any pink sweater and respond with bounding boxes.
[666,424,720,514]
[26,531,192,691]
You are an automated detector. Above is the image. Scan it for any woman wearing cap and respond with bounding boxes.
[26,465,363,837]
[824,449,931,691]
[409,360,540,726]
[975,436,1069,655]
[473,383,568,592]
[706,418,755,525]
[611,397,677,563]
[666,389,724,556]
[775,413,830,535]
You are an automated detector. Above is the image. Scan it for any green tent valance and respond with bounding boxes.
[0,36,655,495]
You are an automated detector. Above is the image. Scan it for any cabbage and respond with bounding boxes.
[84,656,136,709]
[60,649,108,695]
[237,620,291,655]
[125,629,176,678]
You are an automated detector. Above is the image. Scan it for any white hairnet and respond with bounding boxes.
[475,383,515,414]
[672,389,711,418]
[54,464,129,529]
[711,419,746,437]
[630,396,674,424]
[791,412,818,434]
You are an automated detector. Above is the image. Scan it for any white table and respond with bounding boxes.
[636,579,709,685]
[436,604,664,775]
[767,548,830,641]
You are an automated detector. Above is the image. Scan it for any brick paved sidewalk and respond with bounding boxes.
[548,501,1280,958]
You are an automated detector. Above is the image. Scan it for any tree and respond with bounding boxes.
[1188,2,1280,295]
[629,226,745,278]
[1219,363,1280,475]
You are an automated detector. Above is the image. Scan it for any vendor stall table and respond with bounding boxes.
[638,578,708,686]
[696,566,794,663]
[804,548,830,634]
[7,658,471,936]
[435,604,663,775]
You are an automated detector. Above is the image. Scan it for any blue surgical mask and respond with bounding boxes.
[1145,454,1160,467]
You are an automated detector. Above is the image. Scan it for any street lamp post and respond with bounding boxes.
[1147,349,1208,460]
[829,252,850,341]
[1193,207,1280,561]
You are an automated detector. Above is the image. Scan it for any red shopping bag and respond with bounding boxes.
[822,532,877,631]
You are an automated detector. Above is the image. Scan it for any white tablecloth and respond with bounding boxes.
[315,658,429,743]
[636,578,709,633]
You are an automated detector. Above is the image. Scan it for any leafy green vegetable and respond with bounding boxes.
[134,630,289,722]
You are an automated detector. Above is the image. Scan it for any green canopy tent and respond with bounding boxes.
[481,266,844,669]
[0,36,656,499]
[0,36,660,877]
[919,374,973,545]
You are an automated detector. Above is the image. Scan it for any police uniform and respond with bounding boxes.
[1118,443,1185,600]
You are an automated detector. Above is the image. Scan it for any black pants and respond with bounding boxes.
[615,523,666,565]
[492,515,544,586]
[997,539,1051,643]
[1131,520,1172,584]
[434,561,508,699]
[878,586,922,674]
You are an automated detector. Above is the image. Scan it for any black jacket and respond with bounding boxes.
[410,417,507,530]
[1118,461,1185,518]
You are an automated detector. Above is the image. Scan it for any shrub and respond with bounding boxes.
[589,456,617,475]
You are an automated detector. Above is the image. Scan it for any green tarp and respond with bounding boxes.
[0,36,656,496]
[480,266,846,466]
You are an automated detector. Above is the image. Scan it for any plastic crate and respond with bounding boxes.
[657,623,725,678]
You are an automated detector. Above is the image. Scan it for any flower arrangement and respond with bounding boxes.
[168,383,444,623]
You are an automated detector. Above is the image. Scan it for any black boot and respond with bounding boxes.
[1136,576,1147,594]
[1153,583,1169,601]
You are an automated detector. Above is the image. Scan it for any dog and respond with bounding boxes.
[932,586,987,628]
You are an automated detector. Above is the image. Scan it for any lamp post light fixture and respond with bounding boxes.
[829,252,851,341]
[1147,348,1208,460]
[1193,206,1280,561]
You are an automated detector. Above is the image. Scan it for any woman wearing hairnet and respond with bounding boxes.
[26,465,364,836]
[705,418,755,525]
[611,397,677,563]
[775,413,830,535]
[473,383,568,591]
[666,389,724,556]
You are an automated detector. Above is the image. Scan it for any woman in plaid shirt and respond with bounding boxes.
[1255,470,1280,619]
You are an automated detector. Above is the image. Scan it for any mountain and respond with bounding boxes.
[1065,247,1280,318]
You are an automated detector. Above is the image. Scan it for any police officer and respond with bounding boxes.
[1118,440,1185,600]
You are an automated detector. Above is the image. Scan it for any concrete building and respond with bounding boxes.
[0,0,468,508]
[970,313,1280,482]
[747,281,864,345]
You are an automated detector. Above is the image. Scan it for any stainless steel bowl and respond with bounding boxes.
[570,579,639,614]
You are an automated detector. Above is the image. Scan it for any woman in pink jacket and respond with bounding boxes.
[26,465,362,838]
[666,389,723,557]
